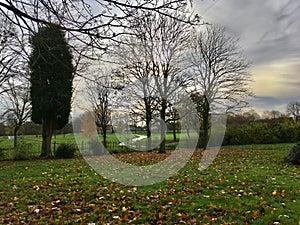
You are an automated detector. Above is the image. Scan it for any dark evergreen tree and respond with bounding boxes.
[29,24,73,158]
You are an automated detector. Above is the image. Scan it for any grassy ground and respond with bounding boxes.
[0,144,299,224]
[0,131,191,148]
[0,131,193,159]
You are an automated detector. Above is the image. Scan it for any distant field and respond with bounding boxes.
[0,146,299,224]
[0,132,296,160]
[0,131,188,148]
[0,131,197,160]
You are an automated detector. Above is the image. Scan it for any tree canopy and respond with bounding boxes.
[29,23,74,157]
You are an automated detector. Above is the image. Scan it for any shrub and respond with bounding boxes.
[0,138,4,159]
[54,143,77,159]
[13,141,33,160]
[285,142,300,165]
[0,148,5,159]
[223,120,300,146]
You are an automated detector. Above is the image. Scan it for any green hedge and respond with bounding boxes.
[223,120,300,145]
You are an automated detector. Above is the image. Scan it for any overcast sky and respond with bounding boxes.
[194,0,300,114]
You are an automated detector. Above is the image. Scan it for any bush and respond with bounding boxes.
[13,141,33,160]
[285,142,300,165]
[0,148,5,159]
[0,138,4,159]
[54,143,77,159]
[223,119,300,146]
[88,138,106,155]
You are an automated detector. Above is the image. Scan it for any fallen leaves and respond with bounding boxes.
[0,149,299,224]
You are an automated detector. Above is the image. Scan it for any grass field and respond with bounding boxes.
[0,131,191,147]
[0,131,195,160]
[0,143,299,224]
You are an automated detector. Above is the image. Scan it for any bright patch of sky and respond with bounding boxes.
[194,0,300,114]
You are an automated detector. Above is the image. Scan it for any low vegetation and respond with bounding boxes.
[224,117,300,146]
[54,143,77,159]
[0,132,190,160]
[0,145,299,224]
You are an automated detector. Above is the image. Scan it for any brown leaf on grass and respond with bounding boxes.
[252,209,259,217]
[208,203,217,209]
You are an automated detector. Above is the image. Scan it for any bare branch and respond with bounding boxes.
[186,25,252,112]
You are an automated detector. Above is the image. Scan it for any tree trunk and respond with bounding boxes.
[159,98,167,153]
[146,126,152,151]
[202,96,210,150]
[172,121,177,141]
[102,122,107,149]
[146,121,152,151]
[13,125,20,148]
[197,117,202,149]
[145,98,152,151]
[41,118,54,158]
[103,129,107,148]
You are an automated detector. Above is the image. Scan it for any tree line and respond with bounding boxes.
[82,12,251,152]
[225,107,300,145]
[0,1,253,157]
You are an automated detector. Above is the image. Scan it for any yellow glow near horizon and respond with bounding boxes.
[251,58,298,97]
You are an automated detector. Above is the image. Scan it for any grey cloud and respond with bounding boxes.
[249,96,281,112]
[250,95,300,112]
[194,0,300,112]
[194,0,300,66]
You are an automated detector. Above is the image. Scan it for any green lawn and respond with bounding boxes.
[0,131,195,147]
[0,144,299,224]
[0,131,196,159]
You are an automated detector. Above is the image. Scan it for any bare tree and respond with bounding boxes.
[186,25,251,149]
[113,9,193,153]
[0,15,24,93]
[0,0,198,106]
[262,110,283,120]
[0,15,30,147]
[287,101,300,123]
[0,77,31,147]
[0,122,5,136]
[86,72,113,148]
[0,0,194,56]
[227,109,260,127]
[111,36,160,150]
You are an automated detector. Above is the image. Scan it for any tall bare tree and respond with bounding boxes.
[186,25,251,149]
[142,11,193,153]
[287,101,300,123]
[111,37,160,151]
[113,9,193,153]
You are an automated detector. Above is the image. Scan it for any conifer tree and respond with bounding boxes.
[29,24,73,158]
